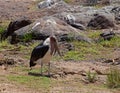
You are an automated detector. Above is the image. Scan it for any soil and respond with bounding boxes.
[0,0,120,93]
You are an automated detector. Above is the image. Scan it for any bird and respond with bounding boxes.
[29,36,61,76]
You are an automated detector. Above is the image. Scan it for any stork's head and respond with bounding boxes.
[50,36,61,56]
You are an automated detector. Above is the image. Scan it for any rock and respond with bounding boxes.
[103,57,120,65]
[38,0,55,9]
[10,16,92,44]
[59,42,74,51]
[62,13,86,30]
[87,15,114,29]
[98,0,110,5]
[54,12,94,28]
[1,17,32,40]
[111,6,120,23]
[85,0,98,6]
[100,31,115,40]
[70,23,86,30]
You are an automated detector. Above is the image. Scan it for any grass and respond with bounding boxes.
[7,65,51,91]
[0,40,14,51]
[63,41,106,61]
[99,36,120,48]
[7,75,50,90]
[64,0,73,3]
[107,67,120,88]
[0,26,6,34]
[63,30,120,61]
[86,70,97,83]
[22,33,33,42]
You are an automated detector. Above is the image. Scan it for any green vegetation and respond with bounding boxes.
[86,70,97,83]
[107,67,120,88]
[0,40,14,50]
[99,36,120,48]
[63,30,120,61]
[63,41,104,61]
[0,26,5,35]
[7,75,50,90]
[87,30,101,40]
[22,33,33,42]
[64,0,73,3]
[7,65,51,91]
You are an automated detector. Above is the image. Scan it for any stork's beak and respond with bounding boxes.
[50,37,62,57]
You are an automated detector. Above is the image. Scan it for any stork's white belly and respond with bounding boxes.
[41,50,52,63]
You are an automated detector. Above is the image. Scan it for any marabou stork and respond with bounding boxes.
[29,36,61,76]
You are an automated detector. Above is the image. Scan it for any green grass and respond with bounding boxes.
[63,41,104,61]
[7,65,51,91]
[99,36,120,48]
[22,33,33,42]
[7,75,50,90]
[64,0,73,3]
[63,30,120,61]
[0,26,6,34]
[87,30,101,40]
[107,67,120,88]
[86,70,97,83]
[0,40,14,50]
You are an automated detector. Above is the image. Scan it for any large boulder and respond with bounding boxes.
[1,17,32,40]
[87,14,114,29]
[10,16,92,44]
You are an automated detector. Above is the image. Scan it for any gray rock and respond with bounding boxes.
[100,31,115,40]
[10,16,92,44]
[111,6,120,22]
[87,15,114,29]
[38,0,55,9]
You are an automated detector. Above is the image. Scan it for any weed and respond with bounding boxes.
[107,67,120,88]
[22,33,33,42]
[86,70,97,83]
[64,0,73,3]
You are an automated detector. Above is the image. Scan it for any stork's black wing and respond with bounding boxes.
[30,45,49,62]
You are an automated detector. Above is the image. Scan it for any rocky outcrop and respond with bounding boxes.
[111,6,120,23]
[10,16,92,44]
[87,15,114,29]
[1,17,32,40]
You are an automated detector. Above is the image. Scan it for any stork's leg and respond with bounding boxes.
[48,62,50,76]
[41,62,43,75]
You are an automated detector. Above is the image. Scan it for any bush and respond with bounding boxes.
[107,68,120,88]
